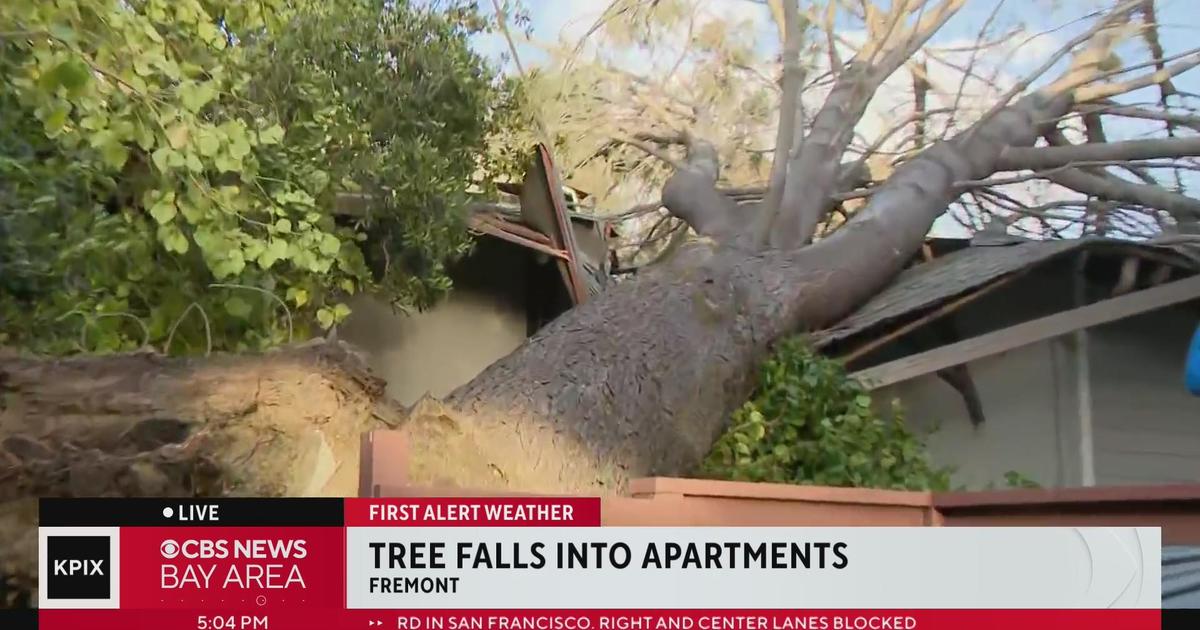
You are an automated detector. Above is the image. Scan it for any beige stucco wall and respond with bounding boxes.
[338,291,528,406]
[338,239,534,406]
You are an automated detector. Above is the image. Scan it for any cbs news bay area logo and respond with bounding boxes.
[158,537,309,589]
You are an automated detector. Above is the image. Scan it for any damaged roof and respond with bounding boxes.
[811,237,1200,348]
[468,144,613,304]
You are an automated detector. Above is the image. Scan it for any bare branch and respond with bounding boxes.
[1137,0,1177,100]
[1075,48,1200,102]
[971,1,1142,132]
[758,0,804,244]
[661,134,744,240]
[613,136,685,171]
[822,1,842,74]
[771,0,967,248]
[997,137,1200,171]
[1082,102,1200,133]
[912,57,930,149]
[1044,167,1200,219]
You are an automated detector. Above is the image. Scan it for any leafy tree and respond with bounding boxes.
[0,0,512,354]
[702,339,951,491]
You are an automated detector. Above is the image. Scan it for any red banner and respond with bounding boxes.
[119,526,345,610]
[37,608,1163,630]
[344,498,602,527]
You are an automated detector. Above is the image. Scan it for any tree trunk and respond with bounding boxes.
[0,341,393,599]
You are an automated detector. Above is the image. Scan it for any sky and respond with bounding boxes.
[467,0,1200,238]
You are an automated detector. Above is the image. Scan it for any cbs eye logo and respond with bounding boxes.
[161,539,181,559]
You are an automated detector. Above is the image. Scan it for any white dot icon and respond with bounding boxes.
[162,507,174,518]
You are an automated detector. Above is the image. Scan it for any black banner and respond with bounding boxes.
[38,498,344,527]
[0,610,36,630]
[1164,609,1200,629]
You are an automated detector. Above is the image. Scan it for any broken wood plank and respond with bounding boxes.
[852,273,1200,389]
[467,220,570,260]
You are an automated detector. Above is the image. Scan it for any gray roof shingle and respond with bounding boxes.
[811,238,1199,347]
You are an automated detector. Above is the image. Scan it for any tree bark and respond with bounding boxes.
[0,341,394,599]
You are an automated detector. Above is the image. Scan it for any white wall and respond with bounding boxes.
[876,338,1082,490]
[1089,306,1200,485]
[874,299,1200,490]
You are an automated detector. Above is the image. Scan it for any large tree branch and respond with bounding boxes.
[783,89,1077,333]
[799,6,1168,315]
[660,134,743,241]
[1044,168,1200,219]
[757,0,804,244]
[770,0,967,249]
[997,136,1200,171]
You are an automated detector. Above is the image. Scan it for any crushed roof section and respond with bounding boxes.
[811,237,1200,347]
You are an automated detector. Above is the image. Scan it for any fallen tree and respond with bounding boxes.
[5,0,1200,602]
[0,341,394,600]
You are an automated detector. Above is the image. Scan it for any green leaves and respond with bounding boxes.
[148,192,178,223]
[258,124,284,144]
[196,128,221,156]
[1,0,504,357]
[224,296,252,318]
[158,224,190,253]
[98,137,129,170]
[702,339,952,492]
[178,81,216,112]
[257,239,288,270]
[224,121,252,159]
[166,123,190,150]
[316,303,351,329]
[38,58,91,95]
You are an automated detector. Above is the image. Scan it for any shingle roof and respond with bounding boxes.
[811,237,1200,347]
[1166,546,1200,608]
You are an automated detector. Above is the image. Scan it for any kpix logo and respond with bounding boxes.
[39,527,120,609]
[47,535,110,599]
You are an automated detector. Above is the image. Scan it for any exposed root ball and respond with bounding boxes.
[0,340,396,603]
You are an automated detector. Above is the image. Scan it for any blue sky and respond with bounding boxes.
[473,0,1200,116]
[470,0,1200,153]
[473,0,1200,85]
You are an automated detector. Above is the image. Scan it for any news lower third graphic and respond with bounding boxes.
[2,497,1191,629]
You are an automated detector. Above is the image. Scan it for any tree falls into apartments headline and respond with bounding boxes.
[366,541,849,594]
